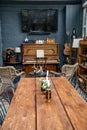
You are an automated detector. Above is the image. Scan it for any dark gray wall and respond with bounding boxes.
[0,4,82,67]
[0,5,65,49]
[0,0,82,5]
[82,0,87,4]
[0,20,3,65]
[66,4,82,41]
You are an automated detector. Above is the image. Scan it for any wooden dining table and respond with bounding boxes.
[1,77,87,130]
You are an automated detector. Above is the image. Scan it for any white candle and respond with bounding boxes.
[47,70,49,77]
[47,80,50,86]
[46,76,48,81]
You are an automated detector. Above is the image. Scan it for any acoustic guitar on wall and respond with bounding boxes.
[63,43,72,56]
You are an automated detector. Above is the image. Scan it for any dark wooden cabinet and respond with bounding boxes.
[22,43,59,77]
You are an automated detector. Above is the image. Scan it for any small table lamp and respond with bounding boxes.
[15,47,21,53]
[15,47,21,62]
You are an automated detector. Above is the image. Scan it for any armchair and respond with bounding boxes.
[49,63,78,84]
[0,66,25,79]
[0,66,25,91]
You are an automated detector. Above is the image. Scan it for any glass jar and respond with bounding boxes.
[46,89,51,102]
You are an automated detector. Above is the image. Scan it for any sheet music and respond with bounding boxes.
[72,38,83,48]
[36,50,44,58]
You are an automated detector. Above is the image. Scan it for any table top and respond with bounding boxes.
[1,77,87,130]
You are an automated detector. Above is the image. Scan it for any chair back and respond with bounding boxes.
[0,66,12,79]
[35,57,47,71]
[0,66,16,80]
[62,63,78,81]
[0,66,25,80]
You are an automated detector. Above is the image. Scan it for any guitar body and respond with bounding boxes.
[63,43,72,56]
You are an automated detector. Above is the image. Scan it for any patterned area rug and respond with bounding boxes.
[75,85,87,102]
[72,77,87,102]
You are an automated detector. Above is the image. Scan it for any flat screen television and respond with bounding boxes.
[21,9,58,34]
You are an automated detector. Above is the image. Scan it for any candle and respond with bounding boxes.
[46,76,48,81]
[47,70,49,77]
[47,80,50,86]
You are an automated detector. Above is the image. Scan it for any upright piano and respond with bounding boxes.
[22,43,60,77]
